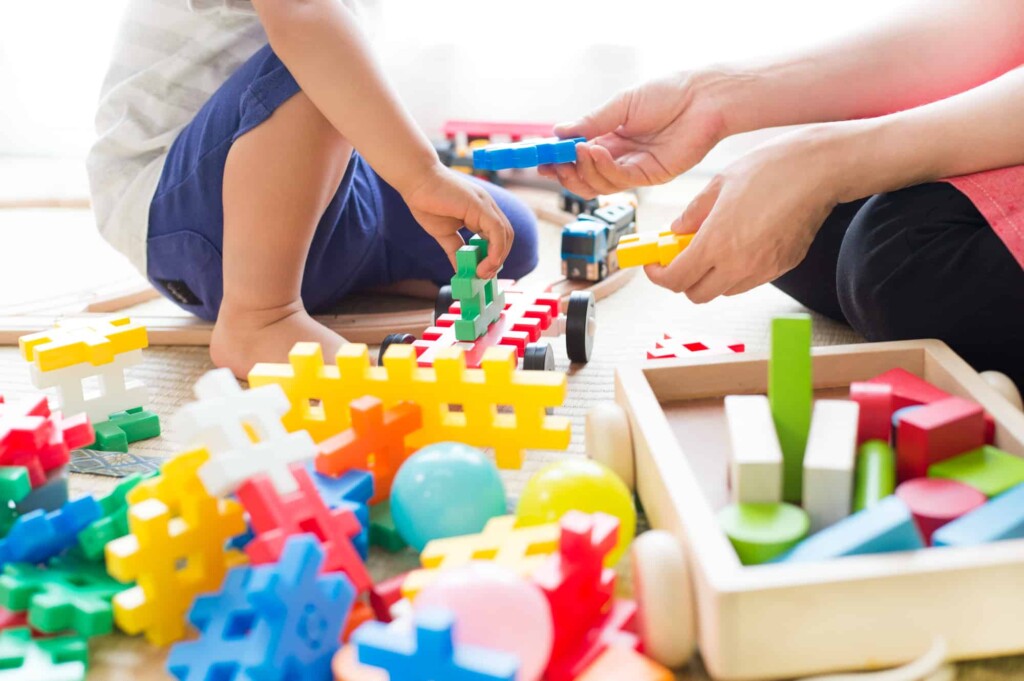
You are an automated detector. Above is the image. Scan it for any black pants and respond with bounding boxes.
[773,183,1024,387]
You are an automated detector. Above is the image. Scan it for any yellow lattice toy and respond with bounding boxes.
[19,316,148,372]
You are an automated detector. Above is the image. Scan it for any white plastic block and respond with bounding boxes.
[28,350,148,423]
[174,368,316,496]
[724,395,783,503]
[803,399,860,533]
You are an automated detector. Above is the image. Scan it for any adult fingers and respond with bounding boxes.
[589,143,651,189]
[671,179,722,235]
[683,266,735,304]
[553,162,601,199]
[554,88,633,140]
[575,145,621,196]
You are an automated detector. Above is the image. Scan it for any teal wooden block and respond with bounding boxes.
[932,483,1024,547]
[928,446,1024,498]
[768,315,813,503]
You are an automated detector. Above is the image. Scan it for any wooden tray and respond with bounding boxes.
[616,340,1024,681]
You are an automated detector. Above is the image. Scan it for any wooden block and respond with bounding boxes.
[852,440,895,512]
[779,496,924,563]
[575,644,673,681]
[718,503,809,565]
[849,382,893,444]
[928,445,1024,498]
[896,397,986,482]
[724,395,783,504]
[803,400,859,533]
[866,368,950,411]
[895,478,986,545]
[932,483,1024,547]
[768,315,812,503]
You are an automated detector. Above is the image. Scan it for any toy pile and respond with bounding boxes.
[718,314,1024,565]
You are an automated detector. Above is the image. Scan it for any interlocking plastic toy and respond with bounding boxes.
[0,627,87,681]
[451,237,507,342]
[0,496,101,566]
[354,608,520,681]
[402,515,559,600]
[14,467,69,515]
[237,463,371,593]
[19,316,159,453]
[167,535,355,681]
[369,502,407,553]
[175,368,317,496]
[77,473,147,561]
[0,468,29,528]
[616,230,694,269]
[106,449,246,645]
[0,554,124,637]
[316,397,421,504]
[472,136,584,171]
[250,342,570,469]
[0,395,93,487]
[306,462,372,560]
[645,334,745,361]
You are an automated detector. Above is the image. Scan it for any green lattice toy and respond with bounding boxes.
[369,501,407,553]
[451,236,505,341]
[77,473,151,561]
[0,468,30,539]
[92,407,162,453]
[0,555,126,638]
[0,627,86,680]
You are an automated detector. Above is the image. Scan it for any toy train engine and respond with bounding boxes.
[561,202,637,282]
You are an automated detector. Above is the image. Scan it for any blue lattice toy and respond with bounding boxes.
[0,496,101,566]
[473,137,585,171]
[305,462,372,559]
[167,534,355,681]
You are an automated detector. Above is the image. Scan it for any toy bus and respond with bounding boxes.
[561,197,638,282]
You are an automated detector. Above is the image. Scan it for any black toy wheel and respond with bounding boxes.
[378,333,416,365]
[434,285,454,323]
[523,343,555,371]
[566,291,596,363]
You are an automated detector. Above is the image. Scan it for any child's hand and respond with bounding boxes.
[646,129,841,302]
[402,165,513,278]
[539,71,733,197]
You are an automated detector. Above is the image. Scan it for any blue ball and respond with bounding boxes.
[390,442,507,551]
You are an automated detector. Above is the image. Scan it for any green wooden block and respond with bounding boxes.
[77,473,149,561]
[768,314,813,503]
[0,468,30,506]
[853,440,896,512]
[0,627,87,680]
[928,445,1024,498]
[370,501,407,553]
[719,502,810,565]
[109,408,161,442]
[0,555,125,638]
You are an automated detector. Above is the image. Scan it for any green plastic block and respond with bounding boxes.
[853,440,896,512]
[455,243,483,276]
[370,501,407,552]
[929,445,1024,498]
[0,469,29,506]
[77,473,147,561]
[0,555,126,638]
[455,316,487,342]
[91,421,127,453]
[110,407,161,442]
[768,314,813,503]
[718,502,809,565]
[0,627,87,680]
[451,274,483,300]
[0,507,18,540]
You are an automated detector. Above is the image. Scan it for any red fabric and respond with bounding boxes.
[946,166,1024,269]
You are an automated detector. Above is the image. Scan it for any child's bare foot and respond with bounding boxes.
[210,300,345,379]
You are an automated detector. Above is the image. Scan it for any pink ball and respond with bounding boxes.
[414,562,553,681]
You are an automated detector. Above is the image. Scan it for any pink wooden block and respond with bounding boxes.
[895,478,987,544]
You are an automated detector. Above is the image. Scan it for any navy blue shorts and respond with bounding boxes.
[147,45,538,321]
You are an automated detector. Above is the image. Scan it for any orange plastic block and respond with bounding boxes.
[576,645,672,681]
[249,342,569,469]
[106,448,246,645]
[401,515,559,600]
[342,600,374,643]
[333,645,388,681]
[20,316,148,372]
[316,397,422,504]
[617,231,694,268]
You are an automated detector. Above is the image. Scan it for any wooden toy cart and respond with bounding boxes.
[616,340,1024,680]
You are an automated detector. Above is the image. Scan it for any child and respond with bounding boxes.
[543,0,1024,386]
[87,0,538,378]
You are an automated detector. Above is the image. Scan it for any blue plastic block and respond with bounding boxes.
[932,483,1024,547]
[891,405,924,430]
[14,468,69,515]
[473,137,585,171]
[0,496,101,566]
[778,496,924,563]
[168,534,355,681]
[354,608,519,681]
[306,462,372,560]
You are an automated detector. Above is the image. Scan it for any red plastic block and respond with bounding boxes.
[849,382,894,444]
[369,573,406,623]
[237,463,371,592]
[316,397,421,504]
[546,599,639,681]
[896,397,986,481]
[646,335,745,361]
[442,119,554,141]
[532,511,620,681]
[0,395,93,487]
[895,478,987,545]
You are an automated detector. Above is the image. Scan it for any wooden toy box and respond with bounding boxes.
[615,340,1024,681]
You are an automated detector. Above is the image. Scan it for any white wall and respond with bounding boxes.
[0,0,895,160]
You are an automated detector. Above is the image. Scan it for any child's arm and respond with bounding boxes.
[250,0,511,276]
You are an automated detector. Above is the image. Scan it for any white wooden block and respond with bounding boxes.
[724,395,783,503]
[803,399,860,533]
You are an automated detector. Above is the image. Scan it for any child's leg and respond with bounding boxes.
[836,183,1024,385]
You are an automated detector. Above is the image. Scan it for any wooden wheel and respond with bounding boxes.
[631,530,696,669]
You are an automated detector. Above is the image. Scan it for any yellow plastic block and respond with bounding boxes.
[401,515,559,600]
[20,316,149,372]
[250,342,570,469]
[617,231,694,268]
[106,448,246,645]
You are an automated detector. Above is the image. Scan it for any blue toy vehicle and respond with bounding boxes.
[560,202,637,282]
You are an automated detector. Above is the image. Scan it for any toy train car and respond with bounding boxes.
[561,197,638,282]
